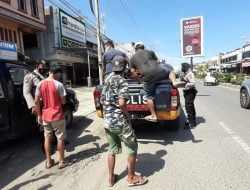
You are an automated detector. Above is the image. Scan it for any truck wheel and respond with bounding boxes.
[161,118,180,131]
[64,106,73,128]
[240,89,250,109]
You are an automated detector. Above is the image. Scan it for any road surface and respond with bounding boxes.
[1,83,250,190]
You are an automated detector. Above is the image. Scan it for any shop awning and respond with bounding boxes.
[242,62,250,67]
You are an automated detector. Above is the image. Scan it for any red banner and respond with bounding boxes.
[181,16,204,57]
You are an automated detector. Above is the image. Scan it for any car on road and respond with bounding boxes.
[240,79,250,109]
[204,72,219,86]
[0,61,79,142]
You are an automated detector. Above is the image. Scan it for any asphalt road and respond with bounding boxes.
[1,83,250,190]
[78,81,250,190]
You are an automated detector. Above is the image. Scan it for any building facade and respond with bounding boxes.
[0,0,45,55]
[24,6,101,85]
[201,44,250,74]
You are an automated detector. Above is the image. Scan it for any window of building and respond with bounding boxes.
[0,27,4,40]
[4,28,8,41]
[243,51,250,59]
[8,30,12,42]
[31,0,38,16]
[13,31,17,43]
[23,33,38,48]
[18,0,26,12]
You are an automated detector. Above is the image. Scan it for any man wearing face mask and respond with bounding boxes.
[23,60,49,115]
[23,60,49,153]
[180,63,197,129]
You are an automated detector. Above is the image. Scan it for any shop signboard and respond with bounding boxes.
[180,16,204,57]
[0,41,17,61]
[86,22,97,45]
[59,9,86,48]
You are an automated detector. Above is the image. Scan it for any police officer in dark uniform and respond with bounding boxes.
[180,63,197,129]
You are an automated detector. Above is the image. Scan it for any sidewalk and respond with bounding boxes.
[71,86,96,117]
[1,86,106,190]
[71,86,96,93]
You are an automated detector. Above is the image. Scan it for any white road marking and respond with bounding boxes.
[219,122,250,153]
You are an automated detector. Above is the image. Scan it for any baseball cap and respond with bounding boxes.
[112,56,126,72]
[134,42,145,50]
[49,65,62,74]
[104,40,114,46]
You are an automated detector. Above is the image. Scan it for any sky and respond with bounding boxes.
[45,0,250,68]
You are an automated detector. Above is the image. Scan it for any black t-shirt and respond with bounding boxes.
[102,49,126,75]
[129,50,165,80]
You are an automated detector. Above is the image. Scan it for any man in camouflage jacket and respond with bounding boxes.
[101,55,147,187]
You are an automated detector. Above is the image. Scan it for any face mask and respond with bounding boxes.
[38,68,46,75]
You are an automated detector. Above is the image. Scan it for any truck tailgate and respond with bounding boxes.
[127,82,172,112]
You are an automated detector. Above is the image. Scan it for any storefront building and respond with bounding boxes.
[24,6,102,85]
[0,0,45,56]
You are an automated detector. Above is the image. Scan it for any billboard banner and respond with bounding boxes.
[180,16,203,57]
[0,41,17,61]
[59,9,86,48]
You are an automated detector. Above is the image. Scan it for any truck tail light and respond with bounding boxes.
[93,90,101,107]
[171,88,179,110]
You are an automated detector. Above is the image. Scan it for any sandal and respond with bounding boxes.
[127,175,148,187]
[107,174,118,187]
[144,115,157,122]
[45,159,55,169]
[58,160,73,169]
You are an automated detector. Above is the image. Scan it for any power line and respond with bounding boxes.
[58,0,87,21]
[117,0,150,44]
[105,0,143,41]
[47,0,63,10]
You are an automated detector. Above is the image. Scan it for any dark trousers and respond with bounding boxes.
[183,88,197,125]
[36,124,45,154]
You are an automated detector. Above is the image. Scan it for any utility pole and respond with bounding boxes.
[87,50,92,87]
[190,57,193,70]
[94,0,103,85]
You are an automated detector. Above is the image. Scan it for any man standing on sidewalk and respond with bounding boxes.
[23,60,49,153]
[23,60,49,114]
[101,55,148,187]
[35,65,71,169]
